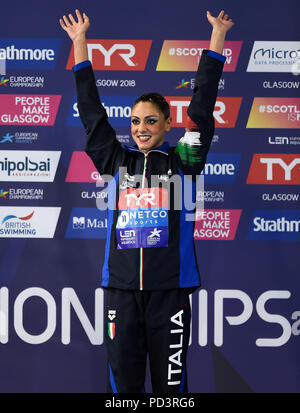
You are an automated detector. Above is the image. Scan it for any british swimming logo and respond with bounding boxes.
[0,207,61,238]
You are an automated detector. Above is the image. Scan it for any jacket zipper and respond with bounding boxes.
[131,148,168,290]
[139,153,148,290]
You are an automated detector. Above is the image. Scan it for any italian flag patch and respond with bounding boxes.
[108,322,115,340]
[175,131,202,165]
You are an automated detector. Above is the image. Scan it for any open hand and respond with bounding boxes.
[207,10,234,33]
[59,9,90,41]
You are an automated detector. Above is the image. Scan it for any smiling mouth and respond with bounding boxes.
[137,135,152,143]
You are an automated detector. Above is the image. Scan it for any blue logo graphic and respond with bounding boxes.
[201,153,241,184]
[0,38,61,69]
[67,95,137,126]
[0,133,14,143]
[247,210,300,241]
[65,207,107,239]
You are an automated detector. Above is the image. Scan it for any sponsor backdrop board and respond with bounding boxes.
[0,0,299,393]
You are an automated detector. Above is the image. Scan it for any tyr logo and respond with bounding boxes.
[124,192,156,207]
[87,43,136,67]
[66,40,152,71]
[260,157,300,181]
[247,154,300,185]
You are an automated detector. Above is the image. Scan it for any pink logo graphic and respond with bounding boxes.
[0,95,61,126]
[194,209,241,240]
[65,151,103,182]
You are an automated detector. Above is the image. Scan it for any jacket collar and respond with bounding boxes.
[123,141,170,155]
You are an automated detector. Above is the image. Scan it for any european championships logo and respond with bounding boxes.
[176,79,190,89]
[0,76,8,86]
[0,190,8,199]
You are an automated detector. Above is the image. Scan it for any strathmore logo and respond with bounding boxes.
[201,153,241,183]
[67,95,136,127]
[0,38,61,69]
[156,40,242,71]
[66,40,152,70]
[165,97,242,128]
[247,154,300,185]
[247,98,300,129]
[247,210,300,240]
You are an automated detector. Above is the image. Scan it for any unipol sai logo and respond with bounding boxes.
[66,40,152,70]
[247,154,300,185]
[156,40,242,71]
[194,209,241,240]
[165,97,242,128]
[0,95,61,126]
[247,98,300,129]
[0,151,61,182]
[65,151,103,183]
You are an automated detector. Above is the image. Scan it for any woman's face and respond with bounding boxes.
[131,101,171,153]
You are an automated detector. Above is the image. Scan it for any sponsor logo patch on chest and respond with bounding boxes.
[116,187,169,249]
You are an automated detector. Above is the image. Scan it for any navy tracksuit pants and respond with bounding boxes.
[105,288,192,393]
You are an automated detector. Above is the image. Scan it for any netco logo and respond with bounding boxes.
[166,97,242,128]
[66,40,152,70]
[247,154,300,185]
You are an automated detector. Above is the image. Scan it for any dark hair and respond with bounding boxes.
[132,92,170,119]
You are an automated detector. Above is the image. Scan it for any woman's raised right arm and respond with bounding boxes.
[59,9,90,65]
[59,10,126,177]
